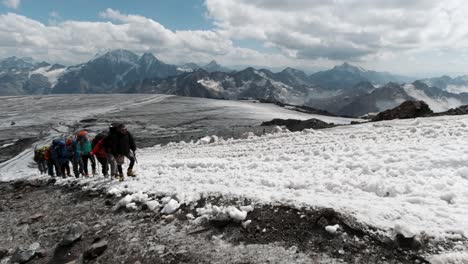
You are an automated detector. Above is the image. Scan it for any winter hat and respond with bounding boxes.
[77,130,88,137]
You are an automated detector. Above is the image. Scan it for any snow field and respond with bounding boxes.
[106,115,468,246]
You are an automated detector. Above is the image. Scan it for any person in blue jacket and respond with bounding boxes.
[66,137,82,178]
[51,139,71,178]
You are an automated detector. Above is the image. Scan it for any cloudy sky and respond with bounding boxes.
[1,0,468,77]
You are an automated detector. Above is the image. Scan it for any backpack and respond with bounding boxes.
[92,132,107,148]
[34,146,48,161]
[56,141,70,163]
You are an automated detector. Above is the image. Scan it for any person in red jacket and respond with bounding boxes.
[90,133,109,177]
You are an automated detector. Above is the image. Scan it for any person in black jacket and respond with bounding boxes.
[104,123,136,181]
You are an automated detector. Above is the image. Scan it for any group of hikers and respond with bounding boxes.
[33,123,137,181]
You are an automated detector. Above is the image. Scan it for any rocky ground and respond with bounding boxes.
[0,179,436,264]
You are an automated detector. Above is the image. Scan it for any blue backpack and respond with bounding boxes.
[54,140,70,164]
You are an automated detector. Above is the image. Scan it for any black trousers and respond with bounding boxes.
[47,160,60,176]
[36,159,47,174]
[96,156,109,176]
[81,154,96,175]
[117,152,135,175]
[60,162,70,177]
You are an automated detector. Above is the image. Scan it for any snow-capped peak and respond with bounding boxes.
[334,62,367,73]
[139,52,159,64]
[92,49,139,64]
[205,60,220,67]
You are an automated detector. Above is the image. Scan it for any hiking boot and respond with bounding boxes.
[92,169,97,176]
[118,173,124,182]
[127,169,136,177]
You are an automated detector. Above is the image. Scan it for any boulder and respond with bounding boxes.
[59,223,86,246]
[261,118,335,132]
[372,100,433,121]
[0,248,8,259]
[11,248,35,263]
[83,241,108,260]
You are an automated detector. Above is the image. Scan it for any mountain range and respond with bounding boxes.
[1,49,468,117]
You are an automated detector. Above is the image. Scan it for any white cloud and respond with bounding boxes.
[2,3,468,75]
[205,0,468,63]
[0,9,307,70]
[2,0,20,9]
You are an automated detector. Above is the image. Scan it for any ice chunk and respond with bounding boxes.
[325,224,340,234]
[242,220,252,228]
[116,195,132,209]
[146,200,160,211]
[126,202,138,210]
[161,199,180,214]
[240,205,254,212]
[198,136,212,145]
[226,206,247,221]
[131,192,148,203]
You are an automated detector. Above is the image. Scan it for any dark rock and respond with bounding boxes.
[104,200,113,206]
[35,249,47,258]
[395,234,422,249]
[47,178,57,185]
[11,248,36,263]
[80,118,98,123]
[261,118,335,132]
[65,254,84,264]
[0,248,8,258]
[11,121,16,125]
[83,241,108,260]
[59,223,86,246]
[12,180,25,189]
[30,213,44,222]
[434,104,468,116]
[372,100,433,121]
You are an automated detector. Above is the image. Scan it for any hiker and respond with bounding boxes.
[90,132,109,177]
[103,124,118,178]
[66,137,82,178]
[33,146,48,174]
[44,145,55,177]
[104,123,136,181]
[49,139,62,177]
[51,139,71,177]
[76,130,97,176]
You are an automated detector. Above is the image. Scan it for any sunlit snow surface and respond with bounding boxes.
[106,116,466,242]
[1,95,468,257]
